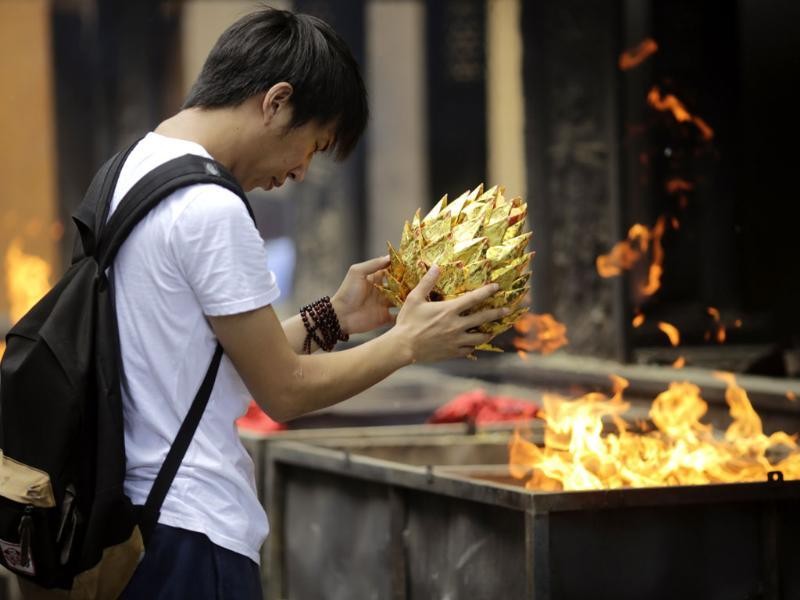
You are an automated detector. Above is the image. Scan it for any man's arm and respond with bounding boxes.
[210,267,506,421]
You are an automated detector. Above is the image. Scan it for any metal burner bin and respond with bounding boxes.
[265,439,800,600]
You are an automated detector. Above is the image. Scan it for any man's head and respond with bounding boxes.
[183,7,368,189]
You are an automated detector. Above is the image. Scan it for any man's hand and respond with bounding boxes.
[389,265,510,363]
[331,255,394,335]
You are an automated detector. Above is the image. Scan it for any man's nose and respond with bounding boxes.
[288,163,309,183]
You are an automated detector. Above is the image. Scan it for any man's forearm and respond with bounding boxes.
[282,313,313,353]
[281,296,349,354]
[270,328,411,421]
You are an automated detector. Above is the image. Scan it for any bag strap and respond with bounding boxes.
[71,142,139,262]
[138,343,224,543]
[88,152,255,543]
[96,154,253,271]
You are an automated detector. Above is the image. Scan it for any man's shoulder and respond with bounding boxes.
[119,135,248,225]
[172,182,250,226]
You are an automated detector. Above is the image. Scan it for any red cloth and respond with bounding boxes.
[236,400,287,434]
[428,389,538,425]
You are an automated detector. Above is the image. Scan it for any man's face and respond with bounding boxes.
[256,117,336,192]
[240,87,337,192]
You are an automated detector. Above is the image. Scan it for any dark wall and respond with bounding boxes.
[623,0,743,343]
[737,0,800,351]
[521,0,800,367]
[620,0,800,368]
[522,0,623,358]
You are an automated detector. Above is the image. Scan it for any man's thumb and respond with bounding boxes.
[411,264,440,300]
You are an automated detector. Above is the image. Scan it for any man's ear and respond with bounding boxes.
[262,82,294,125]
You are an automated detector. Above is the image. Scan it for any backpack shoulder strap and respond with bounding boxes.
[138,343,224,543]
[96,154,253,271]
[71,141,139,262]
[89,153,254,544]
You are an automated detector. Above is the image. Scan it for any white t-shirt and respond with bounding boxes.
[109,132,280,563]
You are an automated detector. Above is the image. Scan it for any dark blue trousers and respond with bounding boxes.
[121,524,262,600]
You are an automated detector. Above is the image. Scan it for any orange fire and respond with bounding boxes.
[672,356,686,369]
[788,391,797,403]
[509,373,800,491]
[658,321,680,347]
[666,178,694,194]
[513,313,568,356]
[707,306,727,344]
[647,86,714,141]
[597,217,666,297]
[5,238,52,324]
[632,312,645,328]
[666,178,693,210]
[641,216,666,296]
[619,38,658,71]
[596,224,650,278]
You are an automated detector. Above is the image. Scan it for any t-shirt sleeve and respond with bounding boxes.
[169,185,281,316]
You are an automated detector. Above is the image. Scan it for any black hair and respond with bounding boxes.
[183,6,368,160]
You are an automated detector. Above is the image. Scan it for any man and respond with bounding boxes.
[116,7,507,598]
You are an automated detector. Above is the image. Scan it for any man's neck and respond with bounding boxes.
[154,107,242,178]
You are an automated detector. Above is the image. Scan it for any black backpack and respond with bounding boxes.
[0,142,254,597]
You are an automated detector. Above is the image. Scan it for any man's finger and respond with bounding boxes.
[458,332,493,348]
[452,283,500,311]
[408,264,441,301]
[366,268,388,285]
[463,306,510,330]
[351,255,391,276]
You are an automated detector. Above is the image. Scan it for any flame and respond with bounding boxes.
[596,224,650,278]
[619,38,658,71]
[517,350,529,361]
[632,312,645,328]
[658,321,680,346]
[647,86,714,141]
[513,313,568,355]
[673,356,686,369]
[666,178,693,210]
[706,306,727,345]
[0,340,5,360]
[670,216,680,230]
[641,216,666,296]
[666,178,694,194]
[597,217,666,297]
[509,373,800,491]
[5,238,52,324]
[788,391,797,403]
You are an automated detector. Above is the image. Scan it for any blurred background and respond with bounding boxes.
[1,0,799,377]
[3,4,800,597]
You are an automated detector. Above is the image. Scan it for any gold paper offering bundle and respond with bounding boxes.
[376,184,532,354]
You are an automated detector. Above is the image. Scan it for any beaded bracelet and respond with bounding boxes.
[300,296,349,354]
